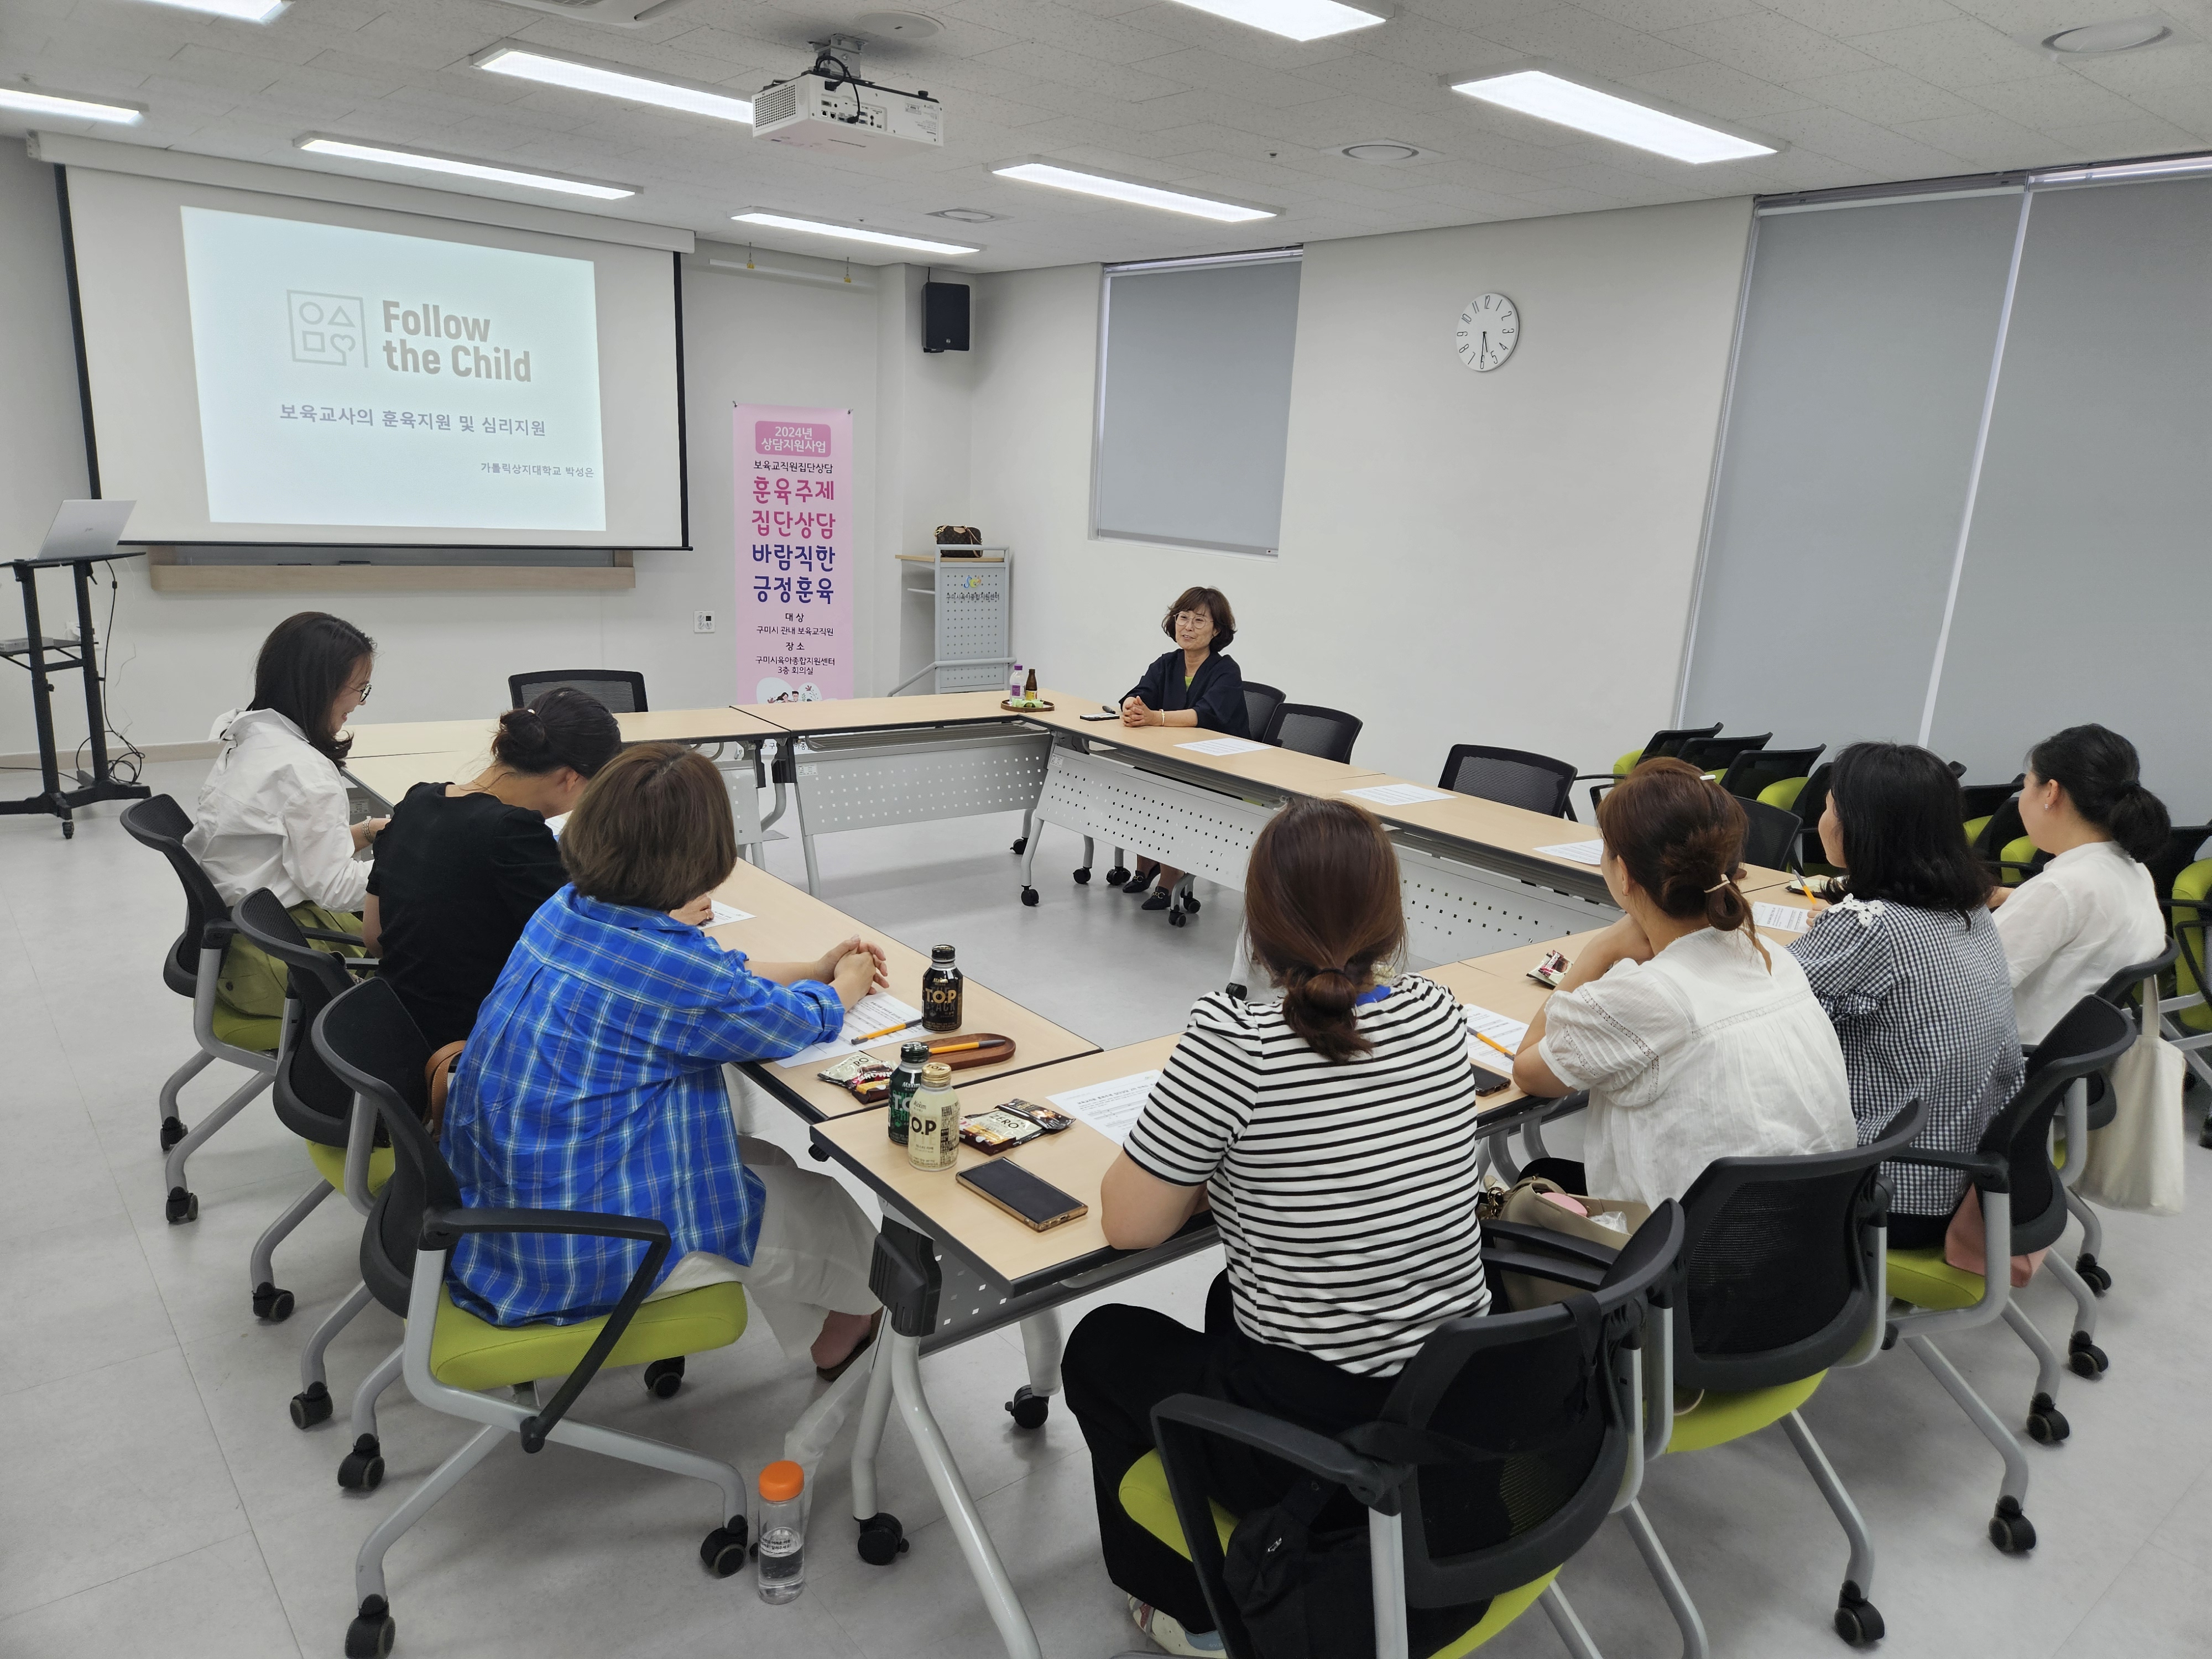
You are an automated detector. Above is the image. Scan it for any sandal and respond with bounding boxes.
[815,1311,882,1383]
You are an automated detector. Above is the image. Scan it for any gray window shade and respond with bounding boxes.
[1681,195,2020,748]
[1928,178,2212,816]
[1093,255,1300,556]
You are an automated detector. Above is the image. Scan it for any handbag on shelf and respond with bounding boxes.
[1478,1176,1649,1310]
[933,525,983,552]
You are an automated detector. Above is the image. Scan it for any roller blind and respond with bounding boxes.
[1092,252,1301,557]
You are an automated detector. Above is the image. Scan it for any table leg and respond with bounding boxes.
[1019,1311,1063,1398]
[786,744,823,896]
[849,1331,896,1524]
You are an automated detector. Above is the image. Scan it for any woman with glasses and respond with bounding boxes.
[1118,585,1248,912]
[186,611,384,1025]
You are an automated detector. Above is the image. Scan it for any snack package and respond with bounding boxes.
[1528,948,1571,988]
[817,1053,894,1103]
[995,1098,1073,1134]
[959,1108,1045,1155]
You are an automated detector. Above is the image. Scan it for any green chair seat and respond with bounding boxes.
[428,1281,748,1392]
[2172,859,2212,1032]
[1116,1451,1559,1659]
[1664,1373,1823,1454]
[1757,777,1809,813]
[1612,748,1641,778]
[211,1004,283,1054]
[1996,834,2037,886]
[1886,1247,1983,1312]
[306,1140,394,1196]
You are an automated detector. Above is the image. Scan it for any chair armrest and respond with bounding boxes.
[1151,1394,1401,1510]
[419,1206,671,1452]
[1482,1220,1623,1268]
[300,926,364,946]
[1890,1146,2008,1193]
[342,957,380,972]
[1479,1245,1606,1292]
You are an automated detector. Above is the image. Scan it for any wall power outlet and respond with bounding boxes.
[694,611,716,633]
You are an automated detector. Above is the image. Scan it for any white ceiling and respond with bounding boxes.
[8,0,2212,270]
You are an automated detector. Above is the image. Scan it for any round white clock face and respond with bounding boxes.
[1456,293,1519,372]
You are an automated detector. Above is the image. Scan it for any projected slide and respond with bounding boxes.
[179,207,606,532]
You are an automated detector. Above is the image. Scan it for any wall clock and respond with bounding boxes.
[1456,293,1519,372]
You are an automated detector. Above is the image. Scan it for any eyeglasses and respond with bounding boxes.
[348,681,373,703]
[1174,612,1213,628]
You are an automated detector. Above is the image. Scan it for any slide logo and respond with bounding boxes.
[289,291,365,367]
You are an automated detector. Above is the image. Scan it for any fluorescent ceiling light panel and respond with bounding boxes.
[1452,70,1773,164]
[0,88,145,124]
[135,0,286,19]
[733,211,978,255]
[296,135,637,199]
[1159,0,1384,43]
[473,43,754,123]
[991,163,1275,222]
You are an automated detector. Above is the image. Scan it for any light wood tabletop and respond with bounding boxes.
[345,707,776,761]
[810,1035,1184,1290]
[733,690,1032,735]
[344,718,503,760]
[1449,905,1823,992]
[712,859,1097,1120]
[617,707,781,744]
[345,749,485,809]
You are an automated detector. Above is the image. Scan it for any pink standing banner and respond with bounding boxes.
[734,404,852,702]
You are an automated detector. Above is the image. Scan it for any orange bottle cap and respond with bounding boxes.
[758,1459,805,1503]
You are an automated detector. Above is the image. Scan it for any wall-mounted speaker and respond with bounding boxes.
[922,281,969,353]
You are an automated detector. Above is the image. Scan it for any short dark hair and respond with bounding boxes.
[1161,586,1236,651]
[493,686,622,780]
[559,743,735,911]
[1827,741,1990,916]
[250,611,374,764]
[2027,723,2170,862]
[1598,756,1765,963]
[1242,796,1403,1062]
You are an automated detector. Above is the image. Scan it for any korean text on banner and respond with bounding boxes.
[735,405,852,702]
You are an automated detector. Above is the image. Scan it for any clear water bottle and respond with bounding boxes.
[755,1459,806,1604]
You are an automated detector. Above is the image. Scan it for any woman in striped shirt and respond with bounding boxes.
[1062,797,1491,1657]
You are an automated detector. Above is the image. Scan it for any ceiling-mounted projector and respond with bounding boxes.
[753,36,943,154]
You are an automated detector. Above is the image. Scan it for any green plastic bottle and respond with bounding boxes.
[886,1041,929,1146]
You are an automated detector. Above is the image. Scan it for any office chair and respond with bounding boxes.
[1676,732,1771,777]
[1578,722,1723,816]
[1881,997,2133,1551]
[1969,796,2044,888]
[2056,942,2178,1298]
[2149,830,2212,1126]
[1119,1205,1685,1659]
[1959,778,2023,847]
[312,977,758,1658]
[121,795,286,1225]
[1437,744,1579,819]
[1267,703,1362,765]
[1738,799,1802,874]
[1241,681,1286,747]
[1790,764,1835,873]
[1717,744,1825,811]
[507,669,646,713]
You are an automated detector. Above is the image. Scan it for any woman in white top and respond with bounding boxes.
[1512,757,1855,1210]
[1062,798,1491,1658]
[185,612,385,1024]
[1990,724,2169,1045]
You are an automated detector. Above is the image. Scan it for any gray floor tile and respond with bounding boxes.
[0,1532,300,1659]
[0,1210,178,1397]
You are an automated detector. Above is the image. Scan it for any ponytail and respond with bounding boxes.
[493,686,622,780]
[2027,724,2171,862]
[1243,798,1405,1063]
[1597,758,1767,965]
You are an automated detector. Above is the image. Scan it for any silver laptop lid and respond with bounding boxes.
[38,500,137,561]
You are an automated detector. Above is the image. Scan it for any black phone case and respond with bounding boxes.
[958,1160,1087,1231]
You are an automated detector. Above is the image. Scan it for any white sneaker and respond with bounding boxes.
[1128,1595,1226,1656]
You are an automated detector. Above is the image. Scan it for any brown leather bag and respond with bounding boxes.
[933,524,982,549]
[423,1041,465,1138]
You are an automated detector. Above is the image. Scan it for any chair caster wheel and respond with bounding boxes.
[165,1187,198,1224]
[857,1512,907,1565]
[2075,1253,2111,1295]
[1989,1499,2036,1553]
[345,1595,395,1659]
[644,1357,685,1399]
[1073,867,1091,884]
[61,818,74,840]
[1021,887,1039,907]
[1010,835,1027,854]
[1005,1384,1050,1430]
[338,1434,385,1491]
[1105,868,1129,886]
[1833,1590,1884,1646]
[2026,1397,2069,1444]
[290,1381,332,1430]
[1168,909,1187,927]
[701,1516,750,1577]
[160,1115,187,1152]
[1182,896,1201,914]
[1881,1323,1898,1351]
[2067,1332,2108,1376]
[252,1282,294,1323]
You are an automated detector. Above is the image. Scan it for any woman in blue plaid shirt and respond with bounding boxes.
[443,744,885,1378]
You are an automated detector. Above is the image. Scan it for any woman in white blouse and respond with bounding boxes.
[185,612,384,1024]
[1512,757,1855,1209]
[1990,724,2169,1045]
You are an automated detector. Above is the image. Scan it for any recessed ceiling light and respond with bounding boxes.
[1451,69,1775,163]
[733,210,979,255]
[930,207,1001,223]
[991,162,1276,222]
[1340,141,1421,163]
[0,87,146,125]
[2043,19,2171,53]
[473,42,754,122]
[1157,0,1385,43]
[853,11,943,41]
[134,0,286,19]
[295,135,639,200]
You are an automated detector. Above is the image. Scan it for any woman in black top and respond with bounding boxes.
[362,688,622,1048]
[1119,585,1248,913]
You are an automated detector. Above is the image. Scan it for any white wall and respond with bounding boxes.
[969,198,1754,784]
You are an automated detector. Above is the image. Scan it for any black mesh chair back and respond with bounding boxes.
[1269,703,1362,764]
[1738,799,1801,872]
[1631,723,1723,765]
[507,670,645,713]
[1791,764,1834,868]
[1243,682,1286,746]
[1437,745,1578,818]
[1959,779,2025,824]
[312,978,450,1318]
[2145,824,2212,903]
[122,795,232,998]
[1717,744,1825,804]
[1154,1204,1682,1655]
[1672,1104,1923,1394]
[1968,794,2048,885]
[1990,998,2135,1255]
[2080,941,2181,1130]
[234,889,359,1144]
[1676,732,1771,775]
